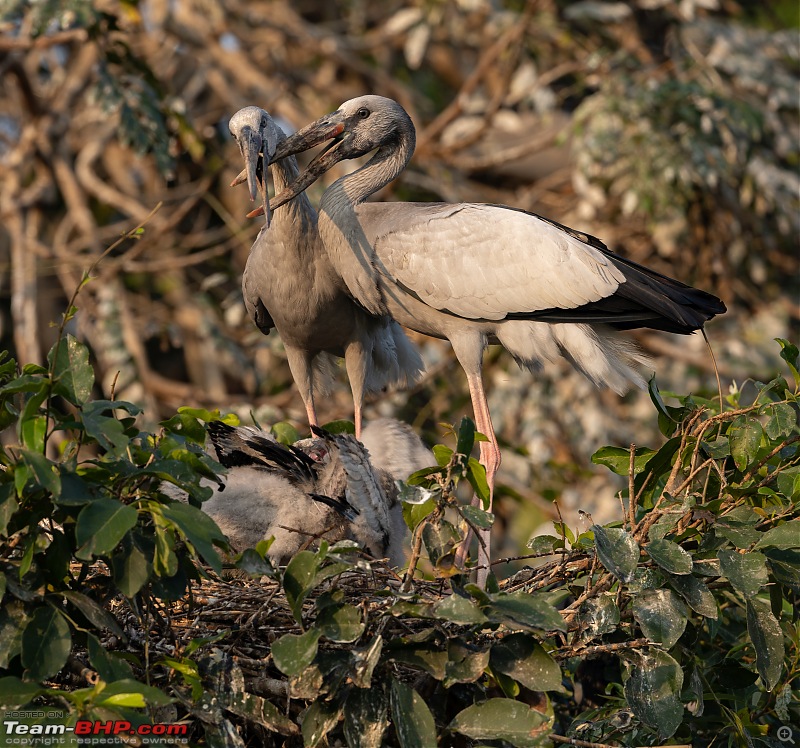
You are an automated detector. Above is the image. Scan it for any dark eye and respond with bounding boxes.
[356,107,370,119]
[261,117,267,128]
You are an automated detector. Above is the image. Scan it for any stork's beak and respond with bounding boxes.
[231,124,273,227]
[272,116,346,162]
[245,117,346,219]
[237,125,262,203]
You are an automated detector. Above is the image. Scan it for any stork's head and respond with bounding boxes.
[228,106,280,225]
[298,95,414,161]
[248,96,415,217]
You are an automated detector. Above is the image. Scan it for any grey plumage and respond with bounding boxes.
[259,94,726,583]
[358,417,434,482]
[189,419,431,564]
[228,107,424,437]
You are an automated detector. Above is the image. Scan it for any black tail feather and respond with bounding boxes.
[207,421,317,482]
[309,493,360,521]
[503,206,726,334]
[522,250,726,334]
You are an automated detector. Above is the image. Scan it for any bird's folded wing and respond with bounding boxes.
[243,253,275,333]
[319,431,392,543]
[362,203,625,321]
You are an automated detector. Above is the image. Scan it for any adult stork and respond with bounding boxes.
[258,95,726,582]
[227,107,423,438]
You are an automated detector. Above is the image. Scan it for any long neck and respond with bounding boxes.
[322,126,415,213]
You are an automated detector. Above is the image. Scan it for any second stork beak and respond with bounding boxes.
[245,119,346,219]
[241,126,262,203]
[240,125,271,227]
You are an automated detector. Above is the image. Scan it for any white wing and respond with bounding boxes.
[360,203,625,321]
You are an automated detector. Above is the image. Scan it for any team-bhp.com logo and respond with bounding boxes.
[3,717,188,744]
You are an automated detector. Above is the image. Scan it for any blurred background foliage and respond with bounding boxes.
[0,0,797,564]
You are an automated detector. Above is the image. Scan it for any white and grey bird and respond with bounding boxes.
[253,95,727,582]
[227,107,423,437]
[197,418,431,564]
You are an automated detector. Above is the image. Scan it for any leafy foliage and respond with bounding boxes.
[0,333,798,745]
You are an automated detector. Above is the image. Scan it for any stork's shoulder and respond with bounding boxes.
[357,201,461,243]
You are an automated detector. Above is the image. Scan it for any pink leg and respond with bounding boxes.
[344,341,366,440]
[285,347,318,431]
[455,369,501,587]
[304,399,318,429]
[353,399,363,440]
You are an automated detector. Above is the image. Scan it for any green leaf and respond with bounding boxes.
[717,550,768,597]
[460,504,494,530]
[21,605,72,682]
[272,421,301,444]
[0,483,19,536]
[490,633,563,692]
[301,699,343,748]
[466,457,490,508]
[670,575,717,619]
[632,589,687,649]
[316,603,364,643]
[593,525,639,582]
[645,538,693,575]
[444,640,490,687]
[95,678,173,708]
[271,629,321,677]
[161,502,225,574]
[702,437,730,459]
[153,524,178,577]
[449,698,549,747]
[61,590,125,639]
[648,378,682,436]
[352,635,383,689]
[87,634,133,682]
[777,467,800,500]
[592,446,656,476]
[764,402,797,439]
[776,337,800,389]
[754,520,800,550]
[402,497,436,532]
[390,680,437,748]
[19,449,61,497]
[81,400,140,457]
[20,415,47,453]
[319,419,355,435]
[344,686,388,748]
[433,594,488,625]
[112,537,152,597]
[455,416,476,456]
[388,641,447,680]
[422,519,460,574]
[526,535,560,553]
[283,550,320,624]
[180,406,237,424]
[432,444,453,467]
[746,597,784,691]
[236,547,277,578]
[0,601,30,669]
[623,649,684,739]
[75,498,138,560]
[0,676,43,709]
[160,412,208,444]
[580,594,620,637]
[729,416,763,471]
[223,685,299,736]
[485,591,567,632]
[48,334,94,406]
